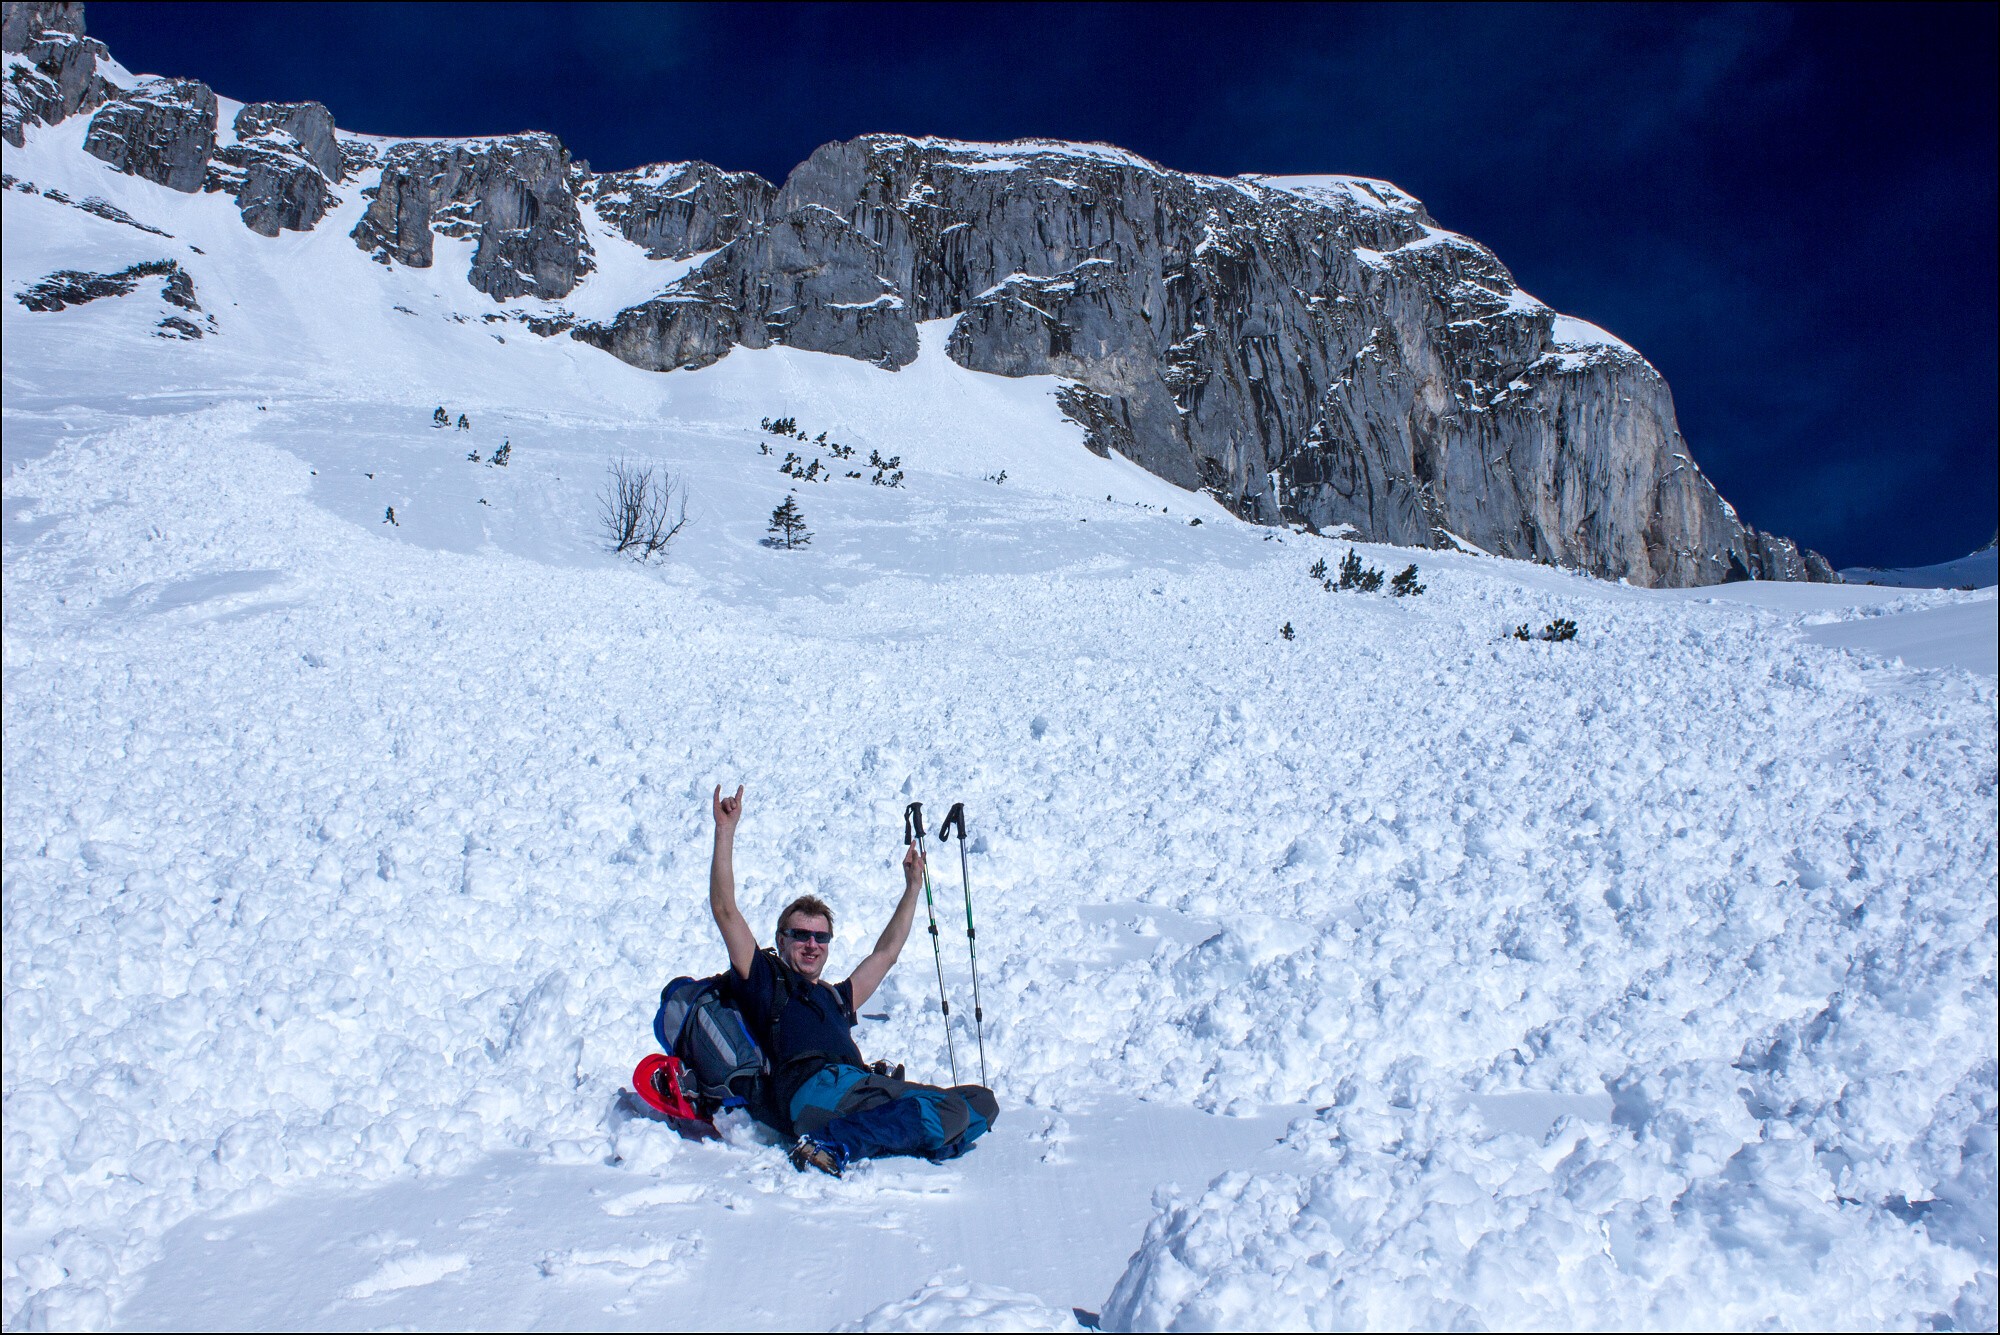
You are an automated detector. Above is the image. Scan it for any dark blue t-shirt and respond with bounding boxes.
[725,949,863,1073]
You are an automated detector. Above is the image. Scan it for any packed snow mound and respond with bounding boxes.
[841,1277,1087,1331]
[1106,1069,1991,1331]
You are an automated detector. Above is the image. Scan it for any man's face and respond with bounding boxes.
[779,913,832,981]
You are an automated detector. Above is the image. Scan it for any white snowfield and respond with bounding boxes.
[1841,544,1999,594]
[3,113,1996,1334]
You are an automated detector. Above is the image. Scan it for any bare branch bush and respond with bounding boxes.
[598,458,689,561]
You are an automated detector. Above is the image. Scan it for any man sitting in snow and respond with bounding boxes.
[708,784,999,1176]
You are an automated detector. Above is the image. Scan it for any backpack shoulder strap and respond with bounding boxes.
[758,947,796,1058]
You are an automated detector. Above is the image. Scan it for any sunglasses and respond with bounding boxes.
[780,928,832,945]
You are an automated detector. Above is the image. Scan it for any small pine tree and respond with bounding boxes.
[1512,623,1532,641]
[432,406,448,427]
[1280,621,1295,641]
[1357,566,1384,593]
[383,505,398,526]
[456,413,470,430]
[1540,617,1578,642]
[1390,564,1425,596]
[491,441,511,467]
[1337,548,1364,589]
[1308,556,1328,580]
[767,494,811,549]
[466,449,480,462]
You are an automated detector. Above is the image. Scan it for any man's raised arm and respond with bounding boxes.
[847,843,924,1008]
[710,784,757,978]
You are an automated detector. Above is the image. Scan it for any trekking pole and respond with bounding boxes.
[905,801,959,1086]
[937,802,988,1087]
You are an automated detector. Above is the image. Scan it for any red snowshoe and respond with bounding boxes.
[632,1054,719,1140]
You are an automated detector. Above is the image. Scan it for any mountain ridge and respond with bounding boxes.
[2,0,1835,586]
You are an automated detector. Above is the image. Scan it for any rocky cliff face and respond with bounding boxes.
[2,0,108,146]
[81,76,215,192]
[349,135,593,301]
[207,100,342,235]
[3,1,1833,585]
[568,137,1831,583]
[583,160,774,259]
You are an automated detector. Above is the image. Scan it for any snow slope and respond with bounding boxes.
[4,114,1997,1332]
[1842,542,1999,592]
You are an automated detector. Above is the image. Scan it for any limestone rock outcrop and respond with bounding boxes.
[14,257,194,312]
[4,0,1832,585]
[82,76,216,192]
[573,201,916,371]
[206,101,341,235]
[569,137,1832,584]
[583,161,773,259]
[350,134,592,301]
[2,0,108,146]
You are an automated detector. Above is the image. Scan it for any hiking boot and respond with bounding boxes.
[789,1135,848,1177]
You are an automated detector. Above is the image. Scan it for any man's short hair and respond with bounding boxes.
[777,894,835,940]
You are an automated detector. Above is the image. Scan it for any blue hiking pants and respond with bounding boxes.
[789,1064,998,1163]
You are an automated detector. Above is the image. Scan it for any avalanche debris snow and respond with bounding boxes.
[2,73,1995,1335]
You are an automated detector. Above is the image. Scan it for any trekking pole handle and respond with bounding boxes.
[904,801,926,842]
[938,802,966,843]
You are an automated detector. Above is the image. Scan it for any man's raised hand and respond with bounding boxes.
[708,784,754,976]
[902,840,925,887]
[713,783,745,834]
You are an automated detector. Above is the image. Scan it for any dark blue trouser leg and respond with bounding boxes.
[793,1068,998,1162]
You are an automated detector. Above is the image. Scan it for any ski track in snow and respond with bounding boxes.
[2,113,1996,1332]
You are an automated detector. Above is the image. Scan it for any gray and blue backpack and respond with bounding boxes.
[652,955,792,1124]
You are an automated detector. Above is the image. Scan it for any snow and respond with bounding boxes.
[841,1278,1086,1331]
[112,1097,1264,1330]
[528,198,717,324]
[1805,595,1998,675]
[4,112,1997,1334]
[1531,312,1646,371]
[1842,542,1999,591]
[1239,174,1426,218]
[1551,312,1638,355]
[895,136,1162,175]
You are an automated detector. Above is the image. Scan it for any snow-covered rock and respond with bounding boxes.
[81,75,215,192]
[350,133,593,301]
[1,0,109,147]
[207,101,341,236]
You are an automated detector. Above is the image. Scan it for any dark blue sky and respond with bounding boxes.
[90,2,1996,567]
